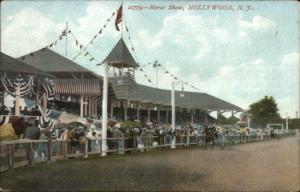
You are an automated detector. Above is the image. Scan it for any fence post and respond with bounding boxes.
[8,144,15,171]
[48,140,52,163]
[27,142,33,166]
[84,141,88,158]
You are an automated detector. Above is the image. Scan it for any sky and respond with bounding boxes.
[1,0,299,118]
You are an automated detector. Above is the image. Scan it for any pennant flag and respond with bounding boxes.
[99,29,102,34]
[84,52,89,56]
[94,35,97,39]
[112,12,116,16]
[49,43,54,47]
[139,69,143,72]
[89,58,95,61]
[61,30,67,36]
[174,77,178,80]
[165,71,169,73]
[103,24,107,28]
[115,4,123,31]
[107,18,110,22]
[76,40,78,46]
[80,45,83,49]
[68,30,71,33]
[132,47,134,51]
[54,40,57,45]
[126,26,129,32]
[59,35,62,40]
[144,75,147,77]
[148,79,152,83]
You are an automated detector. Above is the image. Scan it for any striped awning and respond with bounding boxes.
[53,79,101,96]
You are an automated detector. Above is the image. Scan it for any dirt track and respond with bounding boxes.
[0,135,299,191]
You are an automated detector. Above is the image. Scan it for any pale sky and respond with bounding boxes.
[1,1,299,118]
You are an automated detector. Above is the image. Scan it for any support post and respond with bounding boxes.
[88,96,92,117]
[36,80,40,106]
[84,96,88,117]
[15,83,21,116]
[137,103,140,120]
[166,108,169,123]
[157,107,160,123]
[147,107,151,122]
[286,112,289,130]
[101,62,108,156]
[110,100,114,119]
[42,92,48,113]
[191,110,194,124]
[80,95,84,117]
[171,81,176,149]
[124,100,128,121]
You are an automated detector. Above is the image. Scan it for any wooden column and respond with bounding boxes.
[15,84,21,116]
[157,106,160,123]
[88,96,92,117]
[110,100,114,119]
[147,107,151,122]
[124,100,128,121]
[42,92,48,112]
[137,103,140,120]
[80,95,84,117]
[84,96,88,117]
[36,79,40,106]
[191,109,194,124]
[94,97,98,118]
[166,108,169,123]
[91,97,95,117]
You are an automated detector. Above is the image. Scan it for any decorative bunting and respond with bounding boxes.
[72,9,115,61]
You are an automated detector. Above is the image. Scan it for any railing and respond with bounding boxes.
[0,131,296,172]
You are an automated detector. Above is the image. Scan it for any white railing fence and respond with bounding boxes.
[0,130,296,172]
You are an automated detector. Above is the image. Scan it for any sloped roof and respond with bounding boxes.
[19,48,92,73]
[1,52,53,77]
[102,38,139,68]
[109,77,243,111]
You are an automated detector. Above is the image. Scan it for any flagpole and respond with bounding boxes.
[121,2,124,39]
[66,21,68,57]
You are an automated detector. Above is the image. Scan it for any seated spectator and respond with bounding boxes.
[21,107,30,116]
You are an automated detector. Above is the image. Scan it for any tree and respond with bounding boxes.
[249,96,281,128]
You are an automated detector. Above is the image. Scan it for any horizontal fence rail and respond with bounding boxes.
[0,131,297,172]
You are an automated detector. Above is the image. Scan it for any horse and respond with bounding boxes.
[240,127,249,143]
[203,126,217,150]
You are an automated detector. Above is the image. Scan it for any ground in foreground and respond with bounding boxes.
[0,136,299,191]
